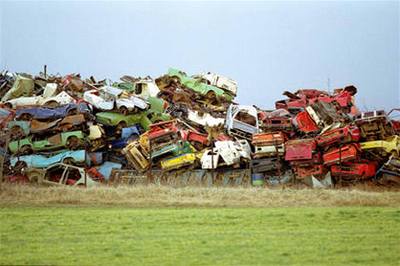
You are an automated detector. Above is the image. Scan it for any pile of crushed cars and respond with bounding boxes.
[0,68,399,188]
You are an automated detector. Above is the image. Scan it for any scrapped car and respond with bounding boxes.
[181,130,209,150]
[253,144,285,158]
[1,75,34,102]
[201,140,250,169]
[8,114,87,139]
[330,161,377,179]
[8,130,85,154]
[285,138,317,161]
[250,157,282,173]
[10,150,86,169]
[166,68,233,102]
[192,72,238,97]
[83,86,148,114]
[375,155,400,185]
[260,116,293,132]
[187,109,225,127]
[225,104,259,139]
[148,120,179,145]
[5,83,75,108]
[355,110,391,140]
[15,102,91,121]
[316,125,360,148]
[305,101,344,128]
[294,164,325,179]
[110,125,141,150]
[96,112,151,131]
[160,152,197,171]
[252,132,286,146]
[122,140,150,172]
[292,111,319,134]
[360,135,400,156]
[151,141,194,161]
[23,163,99,187]
[117,76,161,99]
[275,92,307,113]
[322,143,361,166]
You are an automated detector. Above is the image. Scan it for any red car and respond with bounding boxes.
[252,132,286,146]
[261,116,293,132]
[292,111,320,133]
[294,164,325,179]
[331,161,377,179]
[148,120,178,141]
[285,138,317,161]
[322,143,361,166]
[316,125,360,147]
[181,130,209,149]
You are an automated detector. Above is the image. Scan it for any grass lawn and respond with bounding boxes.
[0,207,399,265]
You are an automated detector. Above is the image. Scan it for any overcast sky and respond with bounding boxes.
[0,1,399,110]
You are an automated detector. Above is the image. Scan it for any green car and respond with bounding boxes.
[151,141,194,161]
[167,68,233,102]
[8,131,85,154]
[96,111,170,131]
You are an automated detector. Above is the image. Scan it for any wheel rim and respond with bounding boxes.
[67,137,80,150]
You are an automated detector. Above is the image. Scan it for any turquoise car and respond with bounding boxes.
[10,150,87,168]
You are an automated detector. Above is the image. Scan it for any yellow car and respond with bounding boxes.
[161,153,197,171]
[360,135,399,156]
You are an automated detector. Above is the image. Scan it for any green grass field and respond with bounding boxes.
[1,207,399,265]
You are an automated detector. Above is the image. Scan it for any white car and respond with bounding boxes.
[187,109,225,127]
[83,86,148,114]
[5,83,75,108]
[132,78,160,99]
[201,140,251,169]
[193,72,238,96]
[225,104,259,139]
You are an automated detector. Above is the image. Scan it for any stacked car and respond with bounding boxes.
[0,69,399,187]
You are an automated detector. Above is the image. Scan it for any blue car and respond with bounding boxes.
[10,150,87,168]
[15,102,91,121]
[110,125,141,149]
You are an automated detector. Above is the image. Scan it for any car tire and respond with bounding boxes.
[20,145,32,155]
[44,101,59,108]
[119,106,129,115]
[63,157,75,165]
[10,126,24,140]
[66,136,81,150]
[18,113,33,121]
[14,161,27,173]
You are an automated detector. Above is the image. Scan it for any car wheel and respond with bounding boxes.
[18,113,33,121]
[205,91,217,105]
[20,145,32,155]
[170,75,181,85]
[66,136,81,150]
[14,161,27,173]
[63,157,75,165]
[44,101,59,108]
[10,126,24,140]
[119,106,129,115]
[67,108,78,116]
[4,102,12,109]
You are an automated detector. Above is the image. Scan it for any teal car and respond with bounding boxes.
[167,68,233,102]
[8,130,85,154]
[96,111,171,131]
[10,150,87,168]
